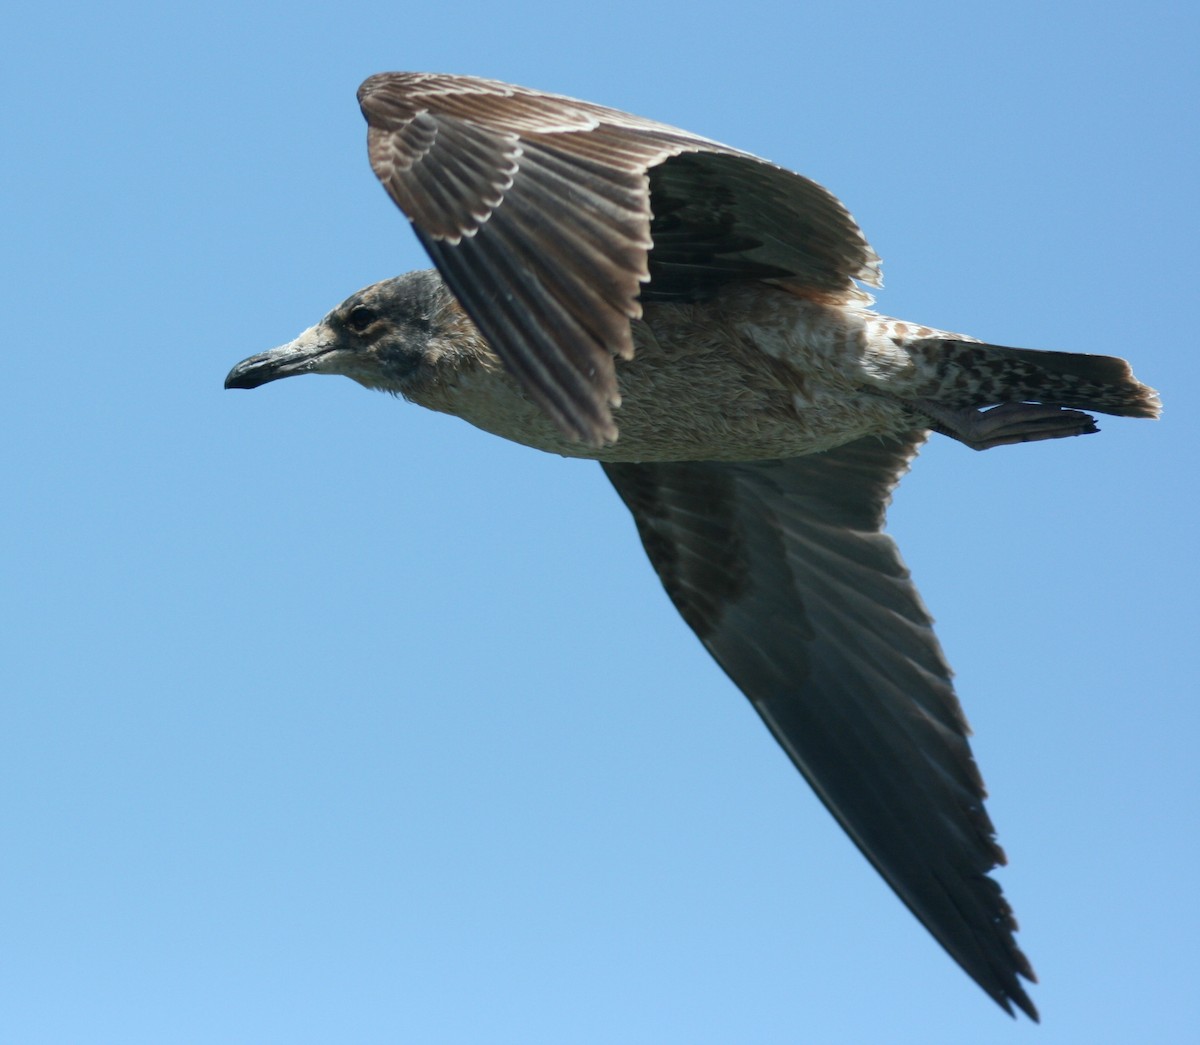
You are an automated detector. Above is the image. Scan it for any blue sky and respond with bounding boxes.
[3,1,1197,1041]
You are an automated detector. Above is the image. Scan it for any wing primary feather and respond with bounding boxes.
[602,438,1038,1020]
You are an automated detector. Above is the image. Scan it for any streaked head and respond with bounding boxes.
[224,269,488,398]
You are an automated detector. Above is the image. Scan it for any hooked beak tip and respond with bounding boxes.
[223,353,289,390]
[224,328,332,390]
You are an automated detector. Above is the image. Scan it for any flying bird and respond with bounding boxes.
[225,72,1159,1021]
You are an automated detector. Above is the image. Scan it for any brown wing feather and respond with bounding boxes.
[644,152,881,302]
[603,435,1038,1021]
[357,72,880,444]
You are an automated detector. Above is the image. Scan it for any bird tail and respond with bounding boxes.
[910,339,1161,419]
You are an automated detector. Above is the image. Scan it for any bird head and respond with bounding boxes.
[224,269,488,398]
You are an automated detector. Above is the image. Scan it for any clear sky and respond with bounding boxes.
[3,1,1197,1042]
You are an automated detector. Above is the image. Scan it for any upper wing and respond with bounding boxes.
[602,434,1038,1021]
[357,72,880,445]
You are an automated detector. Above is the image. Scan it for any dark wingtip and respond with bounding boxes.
[980,944,1039,1022]
[1008,989,1040,1023]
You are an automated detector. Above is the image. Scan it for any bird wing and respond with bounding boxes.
[602,434,1038,1021]
[357,72,881,445]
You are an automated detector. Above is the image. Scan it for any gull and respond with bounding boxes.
[225,72,1160,1020]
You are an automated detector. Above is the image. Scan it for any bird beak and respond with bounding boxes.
[224,324,337,389]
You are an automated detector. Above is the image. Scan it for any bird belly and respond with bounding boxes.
[593,287,922,462]
[424,284,925,463]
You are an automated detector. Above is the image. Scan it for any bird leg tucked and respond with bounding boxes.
[909,399,1100,451]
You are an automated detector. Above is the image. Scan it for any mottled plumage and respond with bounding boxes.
[225,73,1160,1021]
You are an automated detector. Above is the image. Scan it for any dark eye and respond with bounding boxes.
[346,305,377,332]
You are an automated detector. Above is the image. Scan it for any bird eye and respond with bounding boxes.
[346,305,377,332]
